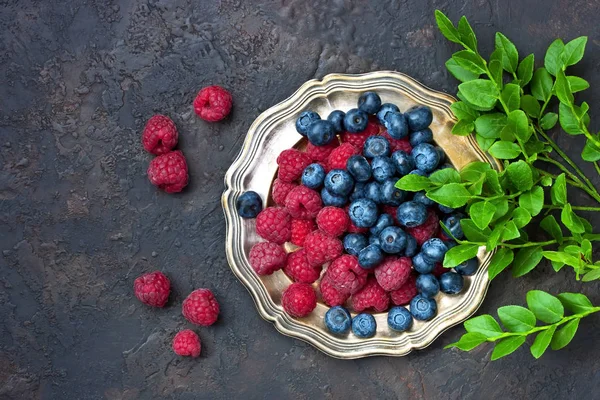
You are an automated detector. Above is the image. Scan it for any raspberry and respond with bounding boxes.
[272,179,297,206]
[193,85,232,122]
[142,115,178,155]
[351,277,390,312]
[172,330,201,357]
[285,186,322,219]
[347,219,368,234]
[406,209,439,245]
[438,231,450,241]
[432,262,446,277]
[182,288,220,326]
[390,274,418,306]
[277,149,312,183]
[147,150,189,193]
[256,207,291,244]
[381,131,413,153]
[326,255,368,295]
[133,271,170,307]
[316,207,349,237]
[306,141,339,162]
[284,249,322,283]
[319,276,350,307]
[327,143,359,170]
[290,219,315,246]
[282,283,317,317]
[374,257,412,292]
[340,119,380,149]
[249,242,287,275]
[304,231,343,266]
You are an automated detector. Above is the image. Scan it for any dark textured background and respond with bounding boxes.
[1,0,600,399]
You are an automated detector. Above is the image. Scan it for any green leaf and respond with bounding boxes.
[540,215,563,243]
[502,221,520,241]
[452,50,487,74]
[491,336,526,360]
[451,101,480,122]
[460,162,491,182]
[550,173,567,205]
[558,103,582,135]
[429,168,461,184]
[470,201,496,230]
[476,134,495,151]
[467,175,485,195]
[486,225,503,250]
[434,10,462,44]
[488,58,503,87]
[544,38,565,76]
[512,246,544,277]
[459,79,500,110]
[443,244,480,268]
[561,204,585,234]
[474,113,506,139]
[550,318,580,350]
[501,83,521,112]
[488,247,514,280]
[395,174,433,191]
[495,32,519,73]
[458,16,478,52]
[511,207,531,228]
[581,239,592,261]
[531,326,557,359]
[506,160,534,191]
[527,290,564,324]
[426,183,472,208]
[531,68,554,101]
[452,120,474,136]
[567,76,589,93]
[557,293,594,314]
[445,332,488,351]
[555,69,574,105]
[498,305,536,332]
[542,251,583,269]
[540,176,553,186]
[562,36,587,66]
[488,141,521,159]
[460,219,491,242]
[540,112,558,129]
[582,269,600,282]
[517,54,534,86]
[519,186,544,216]
[446,59,480,83]
[464,314,503,337]
[520,95,541,118]
[581,140,600,162]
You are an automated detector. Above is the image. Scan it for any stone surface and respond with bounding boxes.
[1,0,600,399]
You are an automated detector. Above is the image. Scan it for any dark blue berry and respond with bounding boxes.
[416,274,439,298]
[412,252,435,274]
[371,156,396,182]
[358,91,382,114]
[405,105,433,131]
[391,150,415,176]
[344,233,368,256]
[396,201,427,227]
[404,235,418,257]
[344,108,369,133]
[348,198,379,228]
[376,103,400,125]
[443,214,464,239]
[384,112,409,139]
[358,244,384,269]
[327,110,346,133]
[352,313,377,338]
[324,169,354,196]
[411,143,440,173]
[439,272,464,294]
[409,169,428,177]
[421,238,448,262]
[236,191,263,218]
[321,188,347,207]
[387,306,413,332]
[295,111,320,136]
[369,235,381,246]
[349,182,367,202]
[440,162,455,170]
[379,226,407,254]
[363,136,390,158]
[364,181,383,204]
[370,214,394,237]
[380,178,406,206]
[410,294,437,321]
[438,204,456,214]
[412,191,435,207]
[325,306,352,335]
[444,240,457,250]
[301,163,326,189]
[346,155,372,182]
[409,128,433,147]
[307,120,336,146]
[435,146,446,164]
[455,257,479,276]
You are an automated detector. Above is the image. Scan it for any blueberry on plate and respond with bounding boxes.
[396,201,427,227]
[455,257,479,275]
[412,191,435,207]
[349,182,367,202]
[325,306,352,335]
[352,313,377,338]
[405,105,433,131]
[376,103,400,125]
[324,169,354,196]
[383,111,409,139]
[307,120,337,146]
[348,198,379,228]
[343,233,368,256]
[404,235,418,257]
[364,181,383,204]
[344,108,369,133]
[412,252,435,274]
[363,136,391,158]
[410,294,437,321]
[346,155,372,182]
[416,274,440,298]
[387,306,413,332]
[421,238,448,262]
[327,110,346,133]
[369,235,381,246]
[321,188,347,207]
[409,169,428,177]
[358,243,384,269]
[411,143,440,172]
[370,214,395,237]
[439,272,464,294]
[444,239,457,250]
[379,226,407,254]
[236,191,263,218]
[409,128,433,147]
[391,150,415,176]
[435,146,446,164]
[438,204,455,214]
[295,111,320,136]
[301,163,326,189]
[380,178,406,206]
[371,156,396,182]
[443,213,465,239]
[358,91,382,114]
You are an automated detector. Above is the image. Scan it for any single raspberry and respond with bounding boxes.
[406,209,439,245]
[390,274,418,306]
[282,283,317,317]
[290,219,315,246]
[272,179,297,206]
[142,115,178,155]
[172,330,201,357]
[432,262,447,277]
[193,85,232,122]
[256,207,291,244]
[319,276,350,307]
[249,242,287,275]
[133,271,170,307]
[340,119,381,149]
[381,131,413,153]
[277,149,312,182]
[326,255,368,295]
[304,231,343,266]
[327,143,359,170]
[316,206,349,237]
[351,277,390,312]
[374,257,412,292]
[284,249,322,283]
[438,231,450,241]
[285,186,322,219]
[306,141,339,163]
[182,288,220,326]
[147,150,189,193]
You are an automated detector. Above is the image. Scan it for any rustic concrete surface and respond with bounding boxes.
[1,0,600,399]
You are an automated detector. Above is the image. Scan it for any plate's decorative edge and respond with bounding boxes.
[222,71,499,359]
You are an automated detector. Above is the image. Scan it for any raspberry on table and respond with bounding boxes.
[282,283,317,317]
[381,131,413,153]
[172,329,201,357]
[284,249,322,284]
[374,257,412,292]
[249,242,287,275]
[147,150,189,193]
[277,149,312,182]
[285,186,322,219]
[325,254,368,295]
[406,209,439,245]
[133,271,170,307]
[390,273,418,306]
[316,206,349,237]
[351,277,390,312]
[256,207,292,244]
[290,218,315,246]
[182,288,220,326]
[193,85,232,122]
[142,115,179,155]
[304,231,343,266]
[327,143,359,170]
[319,276,350,307]
[306,141,339,162]
[272,179,297,206]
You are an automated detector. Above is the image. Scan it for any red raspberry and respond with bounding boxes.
[256,207,291,244]
[374,257,412,292]
[390,273,418,306]
[304,231,343,266]
[277,149,312,183]
[340,119,381,149]
[406,209,439,245]
[147,150,189,193]
[133,271,170,307]
[347,219,368,234]
[316,207,349,237]
[285,186,322,219]
[319,276,350,307]
[182,288,220,326]
[327,143,359,170]
[432,262,447,277]
[282,283,317,317]
[438,231,450,241]
[306,141,339,162]
[172,330,201,357]
[142,115,178,155]
[381,205,399,224]
[249,242,287,275]
[290,219,315,246]
[284,249,322,283]
[326,255,368,295]
[351,277,390,312]
[193,85,232,122]
[380,131,413,153]
[272,179,297,206]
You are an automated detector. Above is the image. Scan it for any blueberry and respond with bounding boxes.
[344,233,368,256]
[236,191,263,218]
[410,294,437,321]
[383,112,409,139]
[396,201,428,227]
[412,252,435,274]
[409,128,433,147]
[358,91,382,114]
[376,103,400,125]
[346,155,372,182]
[404,235,418,257]
[363,136,391,158]
[344,108,369,133]
[364,181,383,204]
[325,306,352,335]
[443,214,464,239]
[324,169,354,196]
[438,204,456,214]
[369,235,381,246]
[405,105,433,131]
[413,191,435,207]
[416,274,440,298]
[295,111,320,136]
[421,238,448,262]
[327,110,346,133]
[321,188,347,207]
[391,150,415,176]
[307,120,336,146]
[358,244,384,269]
[455,257,479,276]
[409,169,428,177]
[301,163,326,189]
[387,306,413,332]
[440,162,455,170]
[439,272,464,294]
[444,240,458,250]
[370,214,394,237]
[352,313,377,338]
[411,143,440,173]
[380,178,406,206]
[348,199,379,228]
[435,146,446,164]
[379,226,407,254]
[371,156,396,182]
[349,182,367,202]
